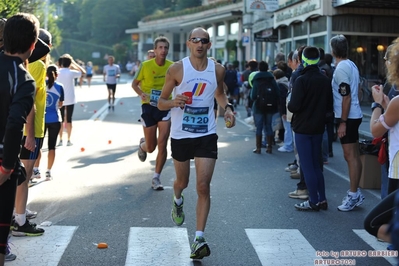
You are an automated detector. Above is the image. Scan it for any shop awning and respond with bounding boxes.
[333,0,399,8]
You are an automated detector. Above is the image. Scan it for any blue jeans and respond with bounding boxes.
[295,133,326,204]
[254,112,273,137]
[322,126,328,163]
[282,117,293,151]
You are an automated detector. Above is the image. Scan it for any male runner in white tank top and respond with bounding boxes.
[158,27,235,260]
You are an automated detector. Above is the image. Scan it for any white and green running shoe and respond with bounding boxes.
[190,236,211,259]
[171,195,185,226]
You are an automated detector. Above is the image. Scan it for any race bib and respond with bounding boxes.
[150,89,161,106]
[182,106,209,133]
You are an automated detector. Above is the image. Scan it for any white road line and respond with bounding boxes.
[125,227,194,266]
[7,226,77,266]
[245,229,321,266]
[353,229,397,265]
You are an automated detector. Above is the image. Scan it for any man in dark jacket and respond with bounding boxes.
[0,13,38,265]
[288,46,333,211]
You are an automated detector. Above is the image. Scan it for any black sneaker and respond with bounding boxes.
[294,200,320,211]
[12,219,45,236]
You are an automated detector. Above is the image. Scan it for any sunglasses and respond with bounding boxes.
[189,37,210,44]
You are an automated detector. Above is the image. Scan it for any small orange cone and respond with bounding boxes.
[97,243,108,249]
[108,140,112,144]
[81,147,85,152]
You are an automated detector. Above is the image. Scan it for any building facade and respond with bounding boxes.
[126,0,399,78]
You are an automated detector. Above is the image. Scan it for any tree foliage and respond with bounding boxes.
[0,0,39,18]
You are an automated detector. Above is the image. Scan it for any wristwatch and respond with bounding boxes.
[339,118,347,124]
[225,103,234,112]
[371,102,383,112]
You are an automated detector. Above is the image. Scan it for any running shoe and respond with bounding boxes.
[45,170,52,181]
[337,190,365,212]
[294,200,320,211]
[190,236,211,259]
[57,140,63,146]
[138,138,147,162]
[31,168,41,179]
[171,195,185,226]
[152,178,164,191]
[12,219,45,237]
[5,243,16,261]
[66,140,73,146]
[26,209,37,219]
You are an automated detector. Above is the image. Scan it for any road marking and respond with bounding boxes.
[7,226,77,266]
[353,229,398,265]
[245,229,320,266]
[125,227,194,266]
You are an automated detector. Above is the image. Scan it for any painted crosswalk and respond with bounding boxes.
[5,227,397,265]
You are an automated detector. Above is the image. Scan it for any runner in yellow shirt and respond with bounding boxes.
[132,36,173,190]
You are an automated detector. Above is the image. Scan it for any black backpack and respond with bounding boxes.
[255,78,279,113]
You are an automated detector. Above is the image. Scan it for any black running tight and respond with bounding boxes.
[364,189,398,238]
[0,175,18,254]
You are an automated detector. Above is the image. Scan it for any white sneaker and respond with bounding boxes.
[31,169,41,179]
[26,209,37,219]
[278,146,293,153]
[66,140,73,146]
[57,140,63,146]
[152,178,164,191]
[45,171,52,181]
[337,190,365,212]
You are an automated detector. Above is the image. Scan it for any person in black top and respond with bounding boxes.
[288,46,333,211]
[0,13,38,266]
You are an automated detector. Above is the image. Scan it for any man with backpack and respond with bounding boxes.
[224,63,238,107]
[250,61,280,154]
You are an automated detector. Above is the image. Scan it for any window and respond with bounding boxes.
[230,22,239,35]
[280,26,291,39]
[310,17,326,34]
[218,24,225,37]
[293,22,307,37]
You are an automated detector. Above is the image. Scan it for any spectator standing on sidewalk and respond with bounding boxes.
[57,54,86,147]
[14,28,52,237]
[330,35,364,212]
[0,13,38,265]
[43,65,64,180]
[274,69,293,153]
[288,46,333,211]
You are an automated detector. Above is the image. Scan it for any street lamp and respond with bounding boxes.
[377,45,385,53]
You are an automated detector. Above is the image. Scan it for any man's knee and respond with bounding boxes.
[197,181,211,196]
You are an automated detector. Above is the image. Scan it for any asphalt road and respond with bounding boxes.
[7,74,397,266]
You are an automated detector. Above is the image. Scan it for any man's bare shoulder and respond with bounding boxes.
[168,60,183,76]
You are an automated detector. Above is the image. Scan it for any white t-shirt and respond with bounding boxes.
[103,64,121,84]
[332,59,362,119]
[57,68,81,106]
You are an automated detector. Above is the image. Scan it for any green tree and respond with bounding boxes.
[175,0,201,11]
[0,0,39,18]
[56,0,81,39]
[77,0,96,41]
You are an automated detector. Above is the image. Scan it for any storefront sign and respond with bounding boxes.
[252,18,274,33]
[254,29,278,42]
[246,0,279,12]
[275,0,321,22]
[332,0,356,7]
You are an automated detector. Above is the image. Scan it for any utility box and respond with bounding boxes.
[359,154,381,189]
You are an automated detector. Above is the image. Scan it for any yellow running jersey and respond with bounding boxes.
[134,58,173,105]
[25,60,46,138]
